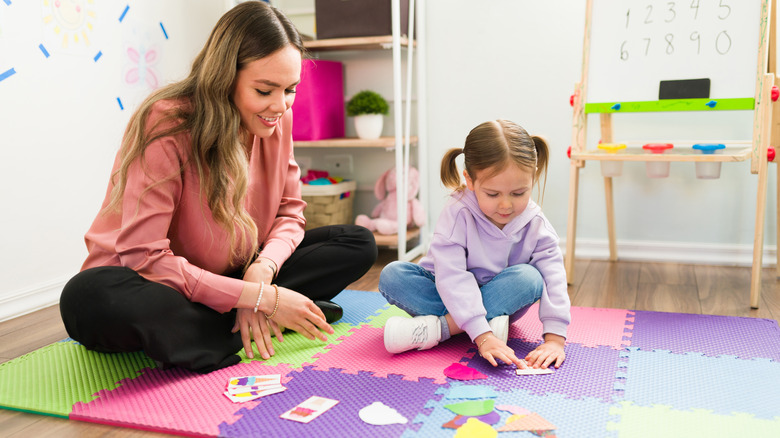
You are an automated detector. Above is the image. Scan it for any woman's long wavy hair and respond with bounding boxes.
[104,1,305,264]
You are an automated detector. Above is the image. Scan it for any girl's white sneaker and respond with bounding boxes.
[384,315,441,354]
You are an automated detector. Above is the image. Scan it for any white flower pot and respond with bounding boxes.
[354,114,383,140]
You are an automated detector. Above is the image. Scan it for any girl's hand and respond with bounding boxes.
[267,285,335,342]
[232,307,284,360]
[476,333,527,369]
[524,333,566,369]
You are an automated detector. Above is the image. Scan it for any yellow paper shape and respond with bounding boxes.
[496,413,556,431]
[454,418,497,438]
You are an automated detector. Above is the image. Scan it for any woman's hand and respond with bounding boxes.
[268,285,335,342]
[475,332,527,369]
[232,307,284,360]
[524,333,566,369]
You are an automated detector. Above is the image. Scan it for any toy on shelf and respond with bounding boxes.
[355,166,425,235]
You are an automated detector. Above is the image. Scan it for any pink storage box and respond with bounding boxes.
[292,59,345,141]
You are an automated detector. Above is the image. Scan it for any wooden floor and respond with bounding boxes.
[2,252,780,437]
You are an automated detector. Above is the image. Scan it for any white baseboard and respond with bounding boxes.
[0,277,67,323]
[563,238,778,267]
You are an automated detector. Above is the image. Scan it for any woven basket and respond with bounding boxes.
[301,180,357,230]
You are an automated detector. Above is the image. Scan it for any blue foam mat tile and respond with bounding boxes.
[405,388,615,438]
[621,348,780,419]
[332,289,390,326]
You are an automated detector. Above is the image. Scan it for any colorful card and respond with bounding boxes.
[224,374,285,403]
[223,386,286,403]
[280,396,339,423]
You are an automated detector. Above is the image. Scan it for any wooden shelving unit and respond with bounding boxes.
[303,35,414,51]
[294,136,417,149]
[298,1,429,262]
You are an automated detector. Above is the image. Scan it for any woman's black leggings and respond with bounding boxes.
[59,225,377,373]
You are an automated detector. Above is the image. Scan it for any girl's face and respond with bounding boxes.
[464,163,533,229]
[231,45,301,140]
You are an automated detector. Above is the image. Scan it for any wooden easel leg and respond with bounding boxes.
[604,176,618,261]
[565,162,581,283]
[751,156,768,308]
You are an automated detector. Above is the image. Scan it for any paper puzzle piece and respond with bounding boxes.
[454,411,500,426]
[497,412,556,431]
[454,418,497,438]
[444,399,495,417]
[496,404,532,416]
[516,367,554,375]
[445,385,497,400]
[358,401,408,425]
[444,362,487,381]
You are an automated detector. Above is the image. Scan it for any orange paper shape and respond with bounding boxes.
[496,413,556,432]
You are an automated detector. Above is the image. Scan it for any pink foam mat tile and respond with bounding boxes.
[71,362,295,436]
[510,303,633,349]
[305,325,476,384]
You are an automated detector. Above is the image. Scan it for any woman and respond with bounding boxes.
[60,2,377,374]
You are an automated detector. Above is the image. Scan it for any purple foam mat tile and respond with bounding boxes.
[631,311,780,361]
[220,365,442,437]
[459,341,623,402]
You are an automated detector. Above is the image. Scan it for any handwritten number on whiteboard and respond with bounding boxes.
[718,0,731,20]
[716,30,731,54]
[645,5,653,24]
[644,38,651,56]
[665,3,676,23]
[690,0,700,19]
[665,34,675,54]
[626,9,630,28]
[690,31,701,54]
[620,41,629,60]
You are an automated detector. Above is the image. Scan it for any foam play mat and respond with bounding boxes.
[1,290,779,437]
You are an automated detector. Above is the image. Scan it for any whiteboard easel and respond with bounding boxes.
[565,0,774,308]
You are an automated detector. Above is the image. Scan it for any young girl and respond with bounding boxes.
[379,120,570,369]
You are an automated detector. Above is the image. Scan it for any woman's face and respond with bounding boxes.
[231,45,302,139]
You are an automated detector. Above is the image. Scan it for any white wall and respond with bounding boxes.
[0,0,225,321]
[0,0,776,321]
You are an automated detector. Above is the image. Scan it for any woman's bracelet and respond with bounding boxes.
[253,259,277,279]
[267,284,280,319]
[253,281,265,313]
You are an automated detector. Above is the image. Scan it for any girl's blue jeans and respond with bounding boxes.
[378,261,544,324]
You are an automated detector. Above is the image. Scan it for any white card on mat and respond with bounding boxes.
[516,367,554,375]
[280,396,339,423]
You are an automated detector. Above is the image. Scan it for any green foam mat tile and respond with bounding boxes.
[0,340,154,417]
[236,321,354,368]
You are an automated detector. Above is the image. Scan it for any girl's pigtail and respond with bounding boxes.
[440,147,465,192]
[531,135,550,206]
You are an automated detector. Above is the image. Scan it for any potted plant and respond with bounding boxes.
[346,90,389,140]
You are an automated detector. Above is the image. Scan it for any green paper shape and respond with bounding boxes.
[444,400,495,417]
[0,340,154,417]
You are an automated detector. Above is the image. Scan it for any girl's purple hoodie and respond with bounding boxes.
[419,190,571,341]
